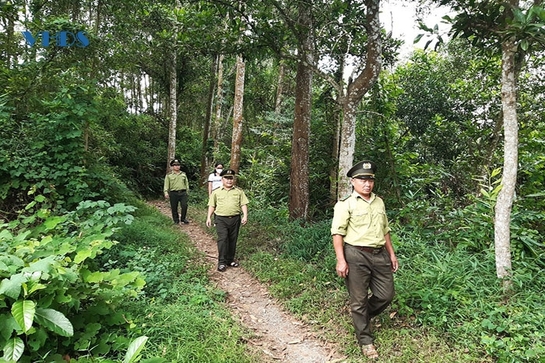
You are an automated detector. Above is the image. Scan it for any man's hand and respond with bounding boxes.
[390,254,399,273]
[336,260,349,278]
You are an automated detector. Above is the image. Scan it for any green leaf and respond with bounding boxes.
[123,336,148,363]
[43,216,65,231]
[26,280,47,295]
[418,22,433,32]
[424,39,433,50]
[84,271,105,283]
[526,192,545,197]
[2,337,25,362]
[23,256,56,275]
[0,314,19,341]
[116,271,141,286]
[0,229,13,241]
[12,300,36,333]
[490,167,502,178]
[74,248,92,264]
[25,200,37,210]
[34,308,74,337]
[0,274,27,299]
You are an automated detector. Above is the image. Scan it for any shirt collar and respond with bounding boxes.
[352,191,375,203]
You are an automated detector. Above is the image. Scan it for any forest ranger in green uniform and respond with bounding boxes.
[206,169,249,272]
[331,160,399,360]
[163,159,190,224]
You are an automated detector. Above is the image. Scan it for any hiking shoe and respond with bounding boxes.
[361,344,378,359]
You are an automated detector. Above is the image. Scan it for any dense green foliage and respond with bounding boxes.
[1,0,545,361]
[0,197,144,362]
[235,203,545,362]
[99,204,263,363]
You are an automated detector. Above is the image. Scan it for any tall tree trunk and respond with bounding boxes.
[166,1,180,172]
[273,58,286,145]
[6,10,14,68]
[137,73,143,112]
[329,57,345,202]
[83,0,102,155]
[230,54,245,172]
[289,0,314,221]
[200,55,218,184]
[329,105,342,202]
[494,35,518,288]
[94,0,101,35]
[337,0,382,198]
[213,54,225,153]
[167,48,177,171]
[275,59,285,115]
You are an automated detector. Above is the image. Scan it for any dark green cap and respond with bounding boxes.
[347,160,376,179]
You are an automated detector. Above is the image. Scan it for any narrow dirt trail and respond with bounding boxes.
[149,201,346,363]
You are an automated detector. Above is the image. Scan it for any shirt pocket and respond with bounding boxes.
[351,211,371,229]
[371,210,387,227]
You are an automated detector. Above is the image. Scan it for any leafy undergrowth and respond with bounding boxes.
[205,204,544,363]
[92,199,543,363]
[0,198,146,363]
[189,204,493,362]
[90,201,266,362]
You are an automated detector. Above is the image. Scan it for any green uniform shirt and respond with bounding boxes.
[163,171,189,193]
[208,186,249,216]
[330,191,391,248]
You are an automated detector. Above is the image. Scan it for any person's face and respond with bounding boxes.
[222,176,234,188]
[351,177,374,197]
[172,164,181,169]
[216,165,223,173]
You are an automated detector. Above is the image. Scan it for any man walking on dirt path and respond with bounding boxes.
[164,159,190,224]
[206,168,249,272]
[331,160,399,360]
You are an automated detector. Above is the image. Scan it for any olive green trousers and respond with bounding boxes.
[344,244,395,346]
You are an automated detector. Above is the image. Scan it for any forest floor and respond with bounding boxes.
[149,200,347,363]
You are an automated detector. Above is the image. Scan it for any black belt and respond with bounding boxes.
[348,245,384,254]
[170,190,186,192]
[216,214,240,218]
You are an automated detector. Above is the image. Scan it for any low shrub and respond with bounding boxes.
[0,197,145,362]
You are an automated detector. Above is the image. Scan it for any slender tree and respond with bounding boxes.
[495,21,517,284]
[274,59,286,115]
[200,55,218,182]
[230,54,246,172]
[431,0,545,285]
[335,0,383,198]
[167,39,178,170]
[213,53,225,153]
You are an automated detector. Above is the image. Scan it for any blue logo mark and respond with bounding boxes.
[22,31,90,48]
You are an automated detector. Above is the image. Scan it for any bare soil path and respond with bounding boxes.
[149,201,346,363]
